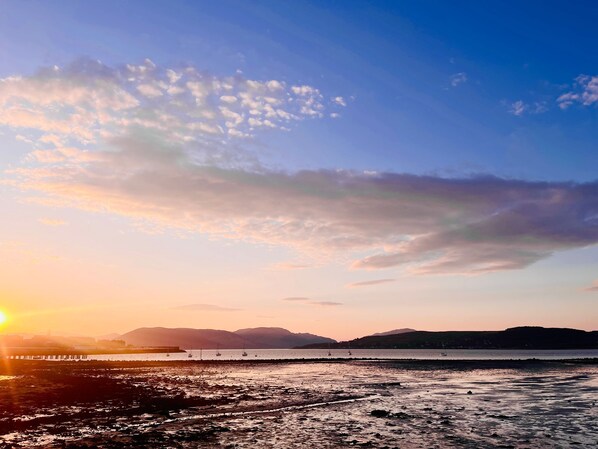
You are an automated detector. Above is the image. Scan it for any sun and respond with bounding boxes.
[0,310,7,326]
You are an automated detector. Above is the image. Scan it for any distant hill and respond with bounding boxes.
[121,327,335,349]
[369,328,417,337]
[234,327,335,348]
[299,327,598,350]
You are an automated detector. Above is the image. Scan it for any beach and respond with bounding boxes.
[0,359,597,448]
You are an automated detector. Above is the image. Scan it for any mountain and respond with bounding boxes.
[121,326,335,349]
[369,328,417,337]
[299,327,598,350]
[234,327,335,348]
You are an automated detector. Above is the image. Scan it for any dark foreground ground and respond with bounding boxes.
[0,359,596,448]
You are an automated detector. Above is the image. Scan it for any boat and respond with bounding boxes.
[242,347,248,357]
[348,343,352,356]
[440,352,448,357]
[188,352,193,358]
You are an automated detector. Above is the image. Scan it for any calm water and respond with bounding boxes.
[90,348,598,361]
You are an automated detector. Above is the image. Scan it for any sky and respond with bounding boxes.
[0,0,596,339]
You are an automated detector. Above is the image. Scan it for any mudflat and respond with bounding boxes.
[1,359,597,448]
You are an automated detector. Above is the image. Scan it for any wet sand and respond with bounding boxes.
[0,359,596,448]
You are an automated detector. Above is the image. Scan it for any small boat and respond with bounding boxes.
[188,352,193,358]
[242,347,248,357]
[216,344,221,356]
[327,343,332,356]
[440,352,448,357]
[348,343,352,356]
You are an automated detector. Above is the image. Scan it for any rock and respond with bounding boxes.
[467,390,473,395]
[370,409,390,418]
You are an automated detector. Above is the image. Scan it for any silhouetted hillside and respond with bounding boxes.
[300,327,598,350]
[369,328,417,337]
[121,327,335,349]
[234,327,335,348]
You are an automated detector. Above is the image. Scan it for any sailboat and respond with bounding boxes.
[216,345,221,357]
[327,343,332,356]
[347,343,352,356]
[440,342,448,356]
[242,346,248,357]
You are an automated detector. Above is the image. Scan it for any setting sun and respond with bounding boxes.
[0,310,7,326]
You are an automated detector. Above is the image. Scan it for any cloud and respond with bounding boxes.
[450,72,467,87]
[508,100,548,116]
[3,60,598,277]
[281,297,342,306]
[9,145,598,275]
[347,278,396,288]
[558,75,598,109]
[332,96,347,107]
[509,100,527,116]
[583,281,598,292]
[171,303,240,311]
[311,301,342,306]
[38,218,68,226]
[0,58,339,154]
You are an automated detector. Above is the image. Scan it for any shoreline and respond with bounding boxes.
[2,356,597,373]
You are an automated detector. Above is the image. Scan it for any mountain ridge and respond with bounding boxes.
[120,326,336,349]
[298,326,598,350]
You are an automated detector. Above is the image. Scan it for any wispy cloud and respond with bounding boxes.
[558,75,598,109]
[508,74,597,114]
[3,60,598,276]
[347,278,396,288]
[509,100,527,116]
[450,72,467,87]
[311,301,342,307]
[508,100,548,116]
[583,281,598,292]
[281,297,342,306]
[171,303,240,311]
[38,218,68,226]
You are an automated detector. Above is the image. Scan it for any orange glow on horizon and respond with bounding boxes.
[0,310,8,326]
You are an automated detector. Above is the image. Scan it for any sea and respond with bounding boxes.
[89,348,598,361]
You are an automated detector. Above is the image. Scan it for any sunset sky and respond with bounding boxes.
[0,0,596,339]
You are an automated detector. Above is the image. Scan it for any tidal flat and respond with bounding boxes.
[0,359,597,448]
